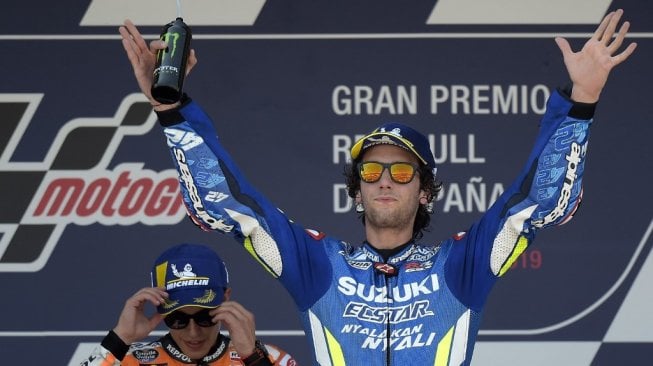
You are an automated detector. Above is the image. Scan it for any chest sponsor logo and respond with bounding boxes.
[133,349,159,362]
[343,300,434,324]
[337,274,439,303]
[341,323,437,352]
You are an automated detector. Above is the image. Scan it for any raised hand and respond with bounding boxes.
[554,9,637,103]
[212,301,257,357]
[112,287,168,345]
[119,19,197,110]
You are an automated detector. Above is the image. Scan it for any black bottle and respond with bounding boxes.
[151,17,192,104]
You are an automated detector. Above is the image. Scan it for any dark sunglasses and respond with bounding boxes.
[358,161,419,184]
[164,308,216,329]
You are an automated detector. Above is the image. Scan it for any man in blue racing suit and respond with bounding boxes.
[119,9,636,366]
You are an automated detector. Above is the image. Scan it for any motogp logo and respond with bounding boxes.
[0,93,185,273]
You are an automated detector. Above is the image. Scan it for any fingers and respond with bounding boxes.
[599,9,623,44]
[119,19,163,61]
[213,301,255,328]
[149,39,167,53]
[607,20,628,52]
[127,287,169,308]
[601,11,637,66]
[213,301,256,355]
[585,9,636,66]
[554,37,572,57]
[186,49,198,75]
[592,10,613,42]
[119,21,147,67]
[118,26,136,54]
[114,287,168,344]
[611,42,638,67]
[119,20,141,53]
[123,18,165,54]
[123,19,149,52]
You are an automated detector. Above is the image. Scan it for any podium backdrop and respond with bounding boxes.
[1,1,651,365]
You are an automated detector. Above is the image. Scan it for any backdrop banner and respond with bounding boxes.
[1,1,651,365]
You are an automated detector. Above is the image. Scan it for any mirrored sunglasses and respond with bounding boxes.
[358,161,418,184]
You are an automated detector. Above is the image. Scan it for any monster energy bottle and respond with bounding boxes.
[151,17,192,104]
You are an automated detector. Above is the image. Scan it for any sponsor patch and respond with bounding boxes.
[132,349,159,363]
[346,260,373,270]
[404,260,433,272]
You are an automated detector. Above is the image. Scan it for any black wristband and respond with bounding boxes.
[101,330,130,361]
[156,93,192,127]
[241,340,273,366]
[558,85,597,120]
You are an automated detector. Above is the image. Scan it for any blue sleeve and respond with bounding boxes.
[445,88,594,311]
[157,99,331,311]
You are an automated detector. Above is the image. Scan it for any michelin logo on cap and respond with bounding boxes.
[166,263,210,290]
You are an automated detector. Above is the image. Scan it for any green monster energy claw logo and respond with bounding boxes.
[162,32,181,58]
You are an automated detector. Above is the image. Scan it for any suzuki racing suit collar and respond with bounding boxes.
[364,240,415,262]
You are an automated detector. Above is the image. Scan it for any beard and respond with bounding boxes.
[364,201,418,232]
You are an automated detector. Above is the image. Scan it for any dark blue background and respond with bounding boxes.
[1,1,651,365]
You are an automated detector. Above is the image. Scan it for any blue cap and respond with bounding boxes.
[151,243,229,315]
[350,122,436,169]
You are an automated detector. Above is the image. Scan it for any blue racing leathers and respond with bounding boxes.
[156,88,593,366]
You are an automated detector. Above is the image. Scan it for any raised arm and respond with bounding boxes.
[445,10,637,307]
[555,9,637,103]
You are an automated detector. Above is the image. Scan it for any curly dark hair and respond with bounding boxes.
[343,160,443,240]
